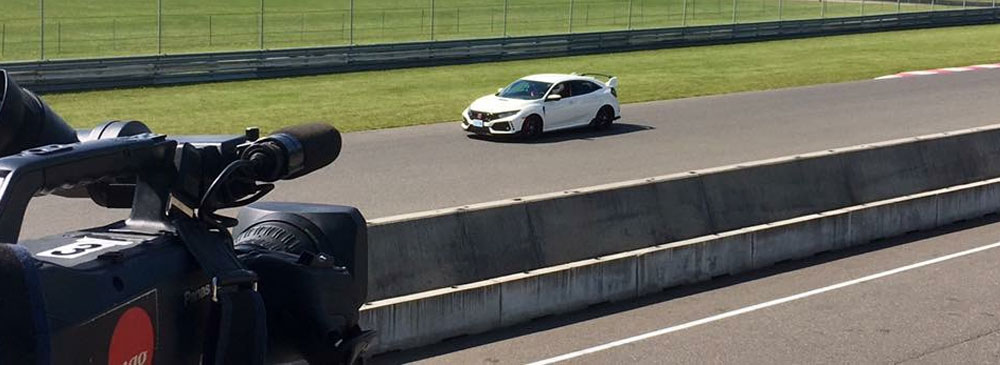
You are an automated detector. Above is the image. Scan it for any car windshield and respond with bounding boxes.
[498,79,553,100]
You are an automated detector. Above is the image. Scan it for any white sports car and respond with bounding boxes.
[462,73,621,138]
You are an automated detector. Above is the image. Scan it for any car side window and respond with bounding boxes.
[550,82,573,98]
[571,81,600,96]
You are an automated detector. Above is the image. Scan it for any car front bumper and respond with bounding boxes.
[461,113,518,135]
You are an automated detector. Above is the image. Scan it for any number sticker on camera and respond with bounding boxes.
[37,237,140,259]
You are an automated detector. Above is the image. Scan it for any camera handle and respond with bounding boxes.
[0,134,176,243]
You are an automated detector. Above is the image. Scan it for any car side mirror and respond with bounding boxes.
[546,94,562,102]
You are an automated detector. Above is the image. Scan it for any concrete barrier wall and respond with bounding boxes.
[362,176,1000,353]
[367,125,1000,301]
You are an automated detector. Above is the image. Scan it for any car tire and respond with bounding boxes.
[519,116,544,140]
[592,106,615,130]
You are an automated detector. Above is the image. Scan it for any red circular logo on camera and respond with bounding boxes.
[108,307,154,365]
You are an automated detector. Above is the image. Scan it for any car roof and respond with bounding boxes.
[520,73,600,84]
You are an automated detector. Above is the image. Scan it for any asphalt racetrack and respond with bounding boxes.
[20,68,1000,239]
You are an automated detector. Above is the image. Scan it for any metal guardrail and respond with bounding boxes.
[2,8,997,94]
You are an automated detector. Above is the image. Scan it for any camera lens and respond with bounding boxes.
[234,220,320,254]
[0,70,78,157]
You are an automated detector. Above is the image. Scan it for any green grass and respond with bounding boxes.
[38,23,1000,135]
[0,0,965,61]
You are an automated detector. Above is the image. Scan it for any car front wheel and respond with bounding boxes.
[519,116,544,140]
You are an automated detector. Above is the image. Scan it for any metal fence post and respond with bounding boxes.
[682,0,688,25]
[503,0,508,36]
[157,0,162,54]
[732,0,738,23]
[209,16,213,46]
[896,0,901,13]
[628,0,634,29]
[57,22,61,54]
[40,0,45,60]
[779,0,783,19]
[821,0,826,18]
[861,0,865,15]
[569,0,575,32]
[349,0,354,45]
[260,0,265,49]
[113,19,117,50]
[430,0,435,40]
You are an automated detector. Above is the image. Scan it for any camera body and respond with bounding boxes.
[25,221,230,364]
[18,203,367,364]
[0,70,374,364]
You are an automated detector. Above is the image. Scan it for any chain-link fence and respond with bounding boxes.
[0,0,995,62]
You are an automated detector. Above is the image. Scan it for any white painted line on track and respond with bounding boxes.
[527,240,1000,365]
[875,62,1000,80]
[901,70,940,76]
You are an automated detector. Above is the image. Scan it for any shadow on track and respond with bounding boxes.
[369,213,1000,364]
[467,123,654,144]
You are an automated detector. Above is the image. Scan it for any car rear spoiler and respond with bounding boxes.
[578,73,618,88]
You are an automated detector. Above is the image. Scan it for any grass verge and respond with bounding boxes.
[40,23,1000,135]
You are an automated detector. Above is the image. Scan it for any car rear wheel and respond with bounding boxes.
[519,116,543,140]
[592,106,615,130]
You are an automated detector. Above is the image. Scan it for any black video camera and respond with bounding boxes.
[0,69,374,364]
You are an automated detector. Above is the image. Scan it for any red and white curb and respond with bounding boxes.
[875,63,1000,80]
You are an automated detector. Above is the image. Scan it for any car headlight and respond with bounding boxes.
[494,110,520,119]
